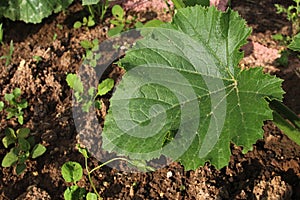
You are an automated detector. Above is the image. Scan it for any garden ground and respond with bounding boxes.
[0,0,300,199]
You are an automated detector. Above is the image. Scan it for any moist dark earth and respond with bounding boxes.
[0,0,300,199]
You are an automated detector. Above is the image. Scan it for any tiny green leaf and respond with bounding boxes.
[17,115,24,125]
[16,163,26,175]
[2,150,18,167]
[110,19,121,26]
[80,40,93,49]
[107,24,124,37]
[87,16,95,27]
[64,185,86,200]
[2,136,15,148]
[86,192,98,200]
[92,39,99,46]
[31,144,47,159]
[77,146,89,158]
[4,93,14,102]
[82,101,93,112]
[112,5,124,20]
[61,161,83,183]
[97,78,114,96]
[13,88,21,98]
[66,74,84,93]
[27,136,36,148]
[2,128,16,148]
[18,137,31,152]
[17,128,30,138]
[0,101,4,111]
[73,21,82,29]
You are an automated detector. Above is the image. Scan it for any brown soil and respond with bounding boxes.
[0,0,300,199]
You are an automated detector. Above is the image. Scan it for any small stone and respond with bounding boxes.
[167,171,173,178]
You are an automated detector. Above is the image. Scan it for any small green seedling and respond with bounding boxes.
[62,161,95,200]
[62,145,153,200]
[80,39,100,67]
[108,5,140,37]
[53,33,58,41]
[3,87,28,125]
[0,40,14,66]
[1,127,47,175]
[108,5,126,36]
[66,73,114,112]
[74,16,96,29]
[62,150,99,200]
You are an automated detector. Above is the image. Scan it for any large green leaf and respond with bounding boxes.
[102,6,284,169]
[288,33,300,52]
[0,0,73,23]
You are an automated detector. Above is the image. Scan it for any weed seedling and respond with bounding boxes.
[66,73,114,112]
[3,87,28,125]
[1,127,47,175]
[74,16,96,29]
[62,145,153,200]
[80,39,100,67]
[108,5,141,37]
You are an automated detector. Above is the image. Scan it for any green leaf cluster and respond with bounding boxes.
[0,87,27,124]
[107,4,165,37]
[1,127,46,175]
[66,73,114,112]
[62,147,98,200]
[108,5,130,37]
[80,39,100,68]
[74,16,96,29]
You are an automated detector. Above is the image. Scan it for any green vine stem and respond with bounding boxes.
[85,157,130,199]
[270,99,300,129]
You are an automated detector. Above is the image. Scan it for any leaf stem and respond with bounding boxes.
[272,110,300,146]
[270,99,300,129]
[85,157,130,199]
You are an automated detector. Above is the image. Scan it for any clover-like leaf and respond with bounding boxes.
[102,6,284,170]
[61,161,83,183]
